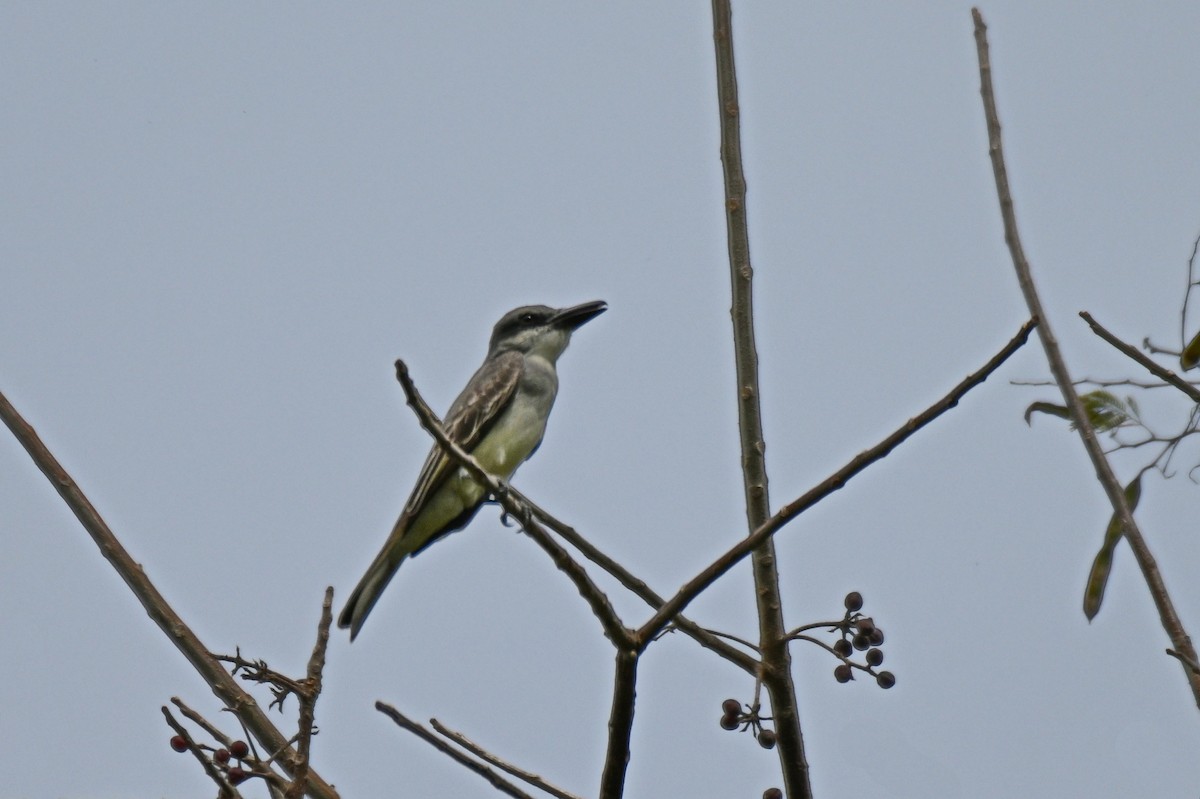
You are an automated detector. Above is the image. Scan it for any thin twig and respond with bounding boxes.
[1167,648,1200,675]
[1181,230,1200,349]
[638,318,1036,642]
[1011,377,1200,390]
[1079,312,1200,402]
[971,7,1200,705]
[430,719,585,799]
[0,389,340,799]
[285,587,333,799]
[375,703,538,799]
[172,696,233,748]
[709,1,810,795]
[393,360,635,650]
[162,706,239,798]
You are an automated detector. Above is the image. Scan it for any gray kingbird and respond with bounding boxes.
[339,300,607,640]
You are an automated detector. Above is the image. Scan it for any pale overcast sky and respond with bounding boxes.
[4,4,1200,798]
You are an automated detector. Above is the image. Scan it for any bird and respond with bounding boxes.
[338,300,608,640]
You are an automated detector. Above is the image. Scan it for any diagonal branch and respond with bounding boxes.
[162,706,240,797]
[1079,311,1200,403]
[0,389,340,799]
[429,719,585,799]
[971,7,1200,706]
[375,704,538,799]
[514,492,758,674]
[637,318,1037,643]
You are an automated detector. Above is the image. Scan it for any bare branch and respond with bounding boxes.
[375,703,538,799]
[637,318,1036,643]
[0,389,340,799]
[172,696,234,748]
[285,588,333,799]
[517,493,758,674]
[709,0,810,794]
[430,719,585,799]
[1168,647,1200,675]
[162,706,240,798]
[597,649,639,799]
[1079,311,1200,402]
[1181,229,1200,349]
[971,7,1200,705]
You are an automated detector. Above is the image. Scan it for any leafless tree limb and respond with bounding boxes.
[375,703,538,799]
[972,6,1200,706]
[429,719,585,799]
[638,318,1036,643]
[513,492,759,674]
[162,705,241,798]
[172,696,234,748]
[709,1,810,795]
[0,389,340,799]
[1079,312,1200,402]
[284,588,333,799]
[598,648,639,799]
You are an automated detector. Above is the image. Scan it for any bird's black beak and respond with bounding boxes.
[552,300,607,330]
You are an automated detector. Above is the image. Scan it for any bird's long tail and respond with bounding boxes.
[338,541,408,641]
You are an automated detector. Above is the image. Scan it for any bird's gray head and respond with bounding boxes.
[488,300,607,361]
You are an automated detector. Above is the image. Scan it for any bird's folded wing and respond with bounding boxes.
[400,349,524,518]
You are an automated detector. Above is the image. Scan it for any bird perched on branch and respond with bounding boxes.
[339,300,607,640]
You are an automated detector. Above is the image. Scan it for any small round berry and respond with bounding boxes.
[852,633,871,651]
[757,729,777,750]
[721,698,741,716]
[169,735,188,753]
[227,767,248,785]
[720,713,740,731]
[843,591,863,612]
[213,748,230,764]
[834,664,853,683]
[876,671,896,689]
[229,740,250,759]
[855,616,875,635]
[764,789,783,799]
[868,627,885,646]
[865,648,884,667]
[832,638,853,658]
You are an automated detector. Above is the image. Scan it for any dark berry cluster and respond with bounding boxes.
[168,733,253,785]
[831,591,894,689]
[717,698,777,749]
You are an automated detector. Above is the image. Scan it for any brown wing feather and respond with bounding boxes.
[398,349,524,522]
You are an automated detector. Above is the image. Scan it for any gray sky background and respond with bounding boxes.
[3,4,1200,798]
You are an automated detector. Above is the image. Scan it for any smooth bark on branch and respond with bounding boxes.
[971,7,1200,706]
[375,703,537,799]
[640,319,1035,639]
[710,2,811,796]
[1079,311,1200,403]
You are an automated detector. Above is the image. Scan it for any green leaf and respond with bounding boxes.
[1079,390,1132,432]
[1082,475,1142,622]
[1024,401,1071,425]
[1024,391,1132,431]
[1082,547,1113,622]
[1182,329,1200,371]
